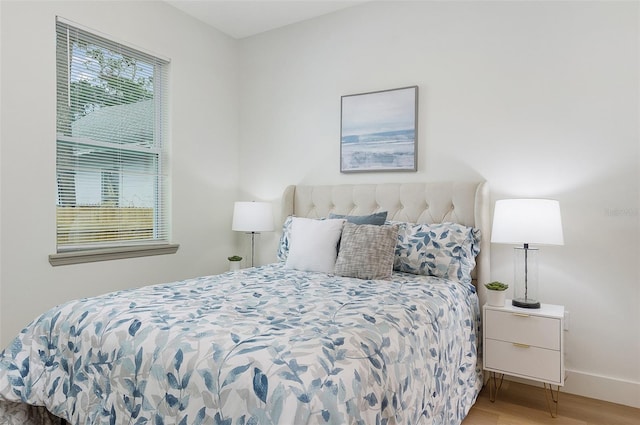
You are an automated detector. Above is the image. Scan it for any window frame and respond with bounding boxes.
[50,17,177,265]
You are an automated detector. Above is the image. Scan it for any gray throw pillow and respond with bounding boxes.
[334,222,399,280]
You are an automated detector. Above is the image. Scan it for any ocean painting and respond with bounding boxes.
[341,86,418,172]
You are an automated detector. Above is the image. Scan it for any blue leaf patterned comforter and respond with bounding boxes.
[0,264,482,425]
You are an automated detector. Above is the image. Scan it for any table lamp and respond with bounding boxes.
[232,201,274,267]
[491,199,564,308]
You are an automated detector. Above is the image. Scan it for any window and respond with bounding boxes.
[52,18,176,264]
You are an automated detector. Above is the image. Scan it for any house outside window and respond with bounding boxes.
[52,18,176,264]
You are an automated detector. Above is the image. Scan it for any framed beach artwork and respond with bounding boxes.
[340,86,418,173]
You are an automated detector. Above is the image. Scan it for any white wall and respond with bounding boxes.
[0,1,240,345]
[238,1,640,407]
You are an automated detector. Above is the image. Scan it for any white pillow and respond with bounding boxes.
[285,217,346,273]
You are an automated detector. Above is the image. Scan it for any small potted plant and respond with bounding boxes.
[228,255,242,271]
[485,281,509,307]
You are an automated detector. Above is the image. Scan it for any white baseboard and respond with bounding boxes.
[562,369,640,409]
[501,369,640,409]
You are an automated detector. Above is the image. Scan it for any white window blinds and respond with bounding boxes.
[55,18,170,252]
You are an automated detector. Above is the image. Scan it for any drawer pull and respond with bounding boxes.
[512,343,531,348]
[513,313,530,318]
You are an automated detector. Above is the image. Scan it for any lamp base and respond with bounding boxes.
[512,298,541,309]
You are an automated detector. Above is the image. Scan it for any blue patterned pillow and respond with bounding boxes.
[393,222,481,284]
[277,216,294,262]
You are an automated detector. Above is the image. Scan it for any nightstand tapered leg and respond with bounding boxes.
[543,383,560,417]
[488,372,504,402]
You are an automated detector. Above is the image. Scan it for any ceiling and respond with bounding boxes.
[166,0,366,39]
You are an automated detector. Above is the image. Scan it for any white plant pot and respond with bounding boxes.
[487,289,506,307]
[229,261,241,271]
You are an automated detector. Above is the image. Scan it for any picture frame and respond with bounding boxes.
[340,86,418,173]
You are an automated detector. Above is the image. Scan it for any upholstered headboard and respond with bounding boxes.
[281,182,490,299]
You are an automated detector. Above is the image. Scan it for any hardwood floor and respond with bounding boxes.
[463,381,639,425]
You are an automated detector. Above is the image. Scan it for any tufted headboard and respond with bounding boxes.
[281,182,490,298]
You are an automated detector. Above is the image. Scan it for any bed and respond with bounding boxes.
[0,181,490,425]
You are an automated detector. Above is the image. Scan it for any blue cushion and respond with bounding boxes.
[328,211,387,225]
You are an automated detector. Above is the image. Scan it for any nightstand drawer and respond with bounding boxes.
[484,339,562,384]
[485,309,560,350]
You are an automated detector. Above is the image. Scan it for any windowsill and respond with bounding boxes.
[49,243,180,266]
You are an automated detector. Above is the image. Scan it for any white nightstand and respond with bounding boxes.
[483,300,565,417]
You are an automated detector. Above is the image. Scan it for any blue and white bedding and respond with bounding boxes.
[0,263,482,425]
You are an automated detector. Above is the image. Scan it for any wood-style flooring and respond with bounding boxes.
[463,381,639,425]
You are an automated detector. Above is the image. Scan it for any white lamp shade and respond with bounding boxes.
[232,201,274,232]
[491,199,564,246]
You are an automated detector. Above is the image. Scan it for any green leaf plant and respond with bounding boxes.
[484,281,509,291]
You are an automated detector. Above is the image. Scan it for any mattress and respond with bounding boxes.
[0,263,482,425]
